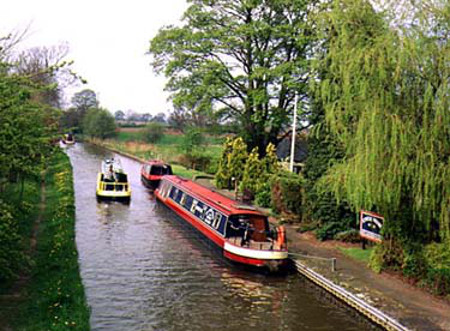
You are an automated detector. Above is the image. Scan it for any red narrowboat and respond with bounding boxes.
[155,176,289,271]
[140,160,173,189]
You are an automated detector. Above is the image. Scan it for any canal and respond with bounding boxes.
[66,143,378,331]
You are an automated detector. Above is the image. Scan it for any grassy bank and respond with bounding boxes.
[12,149,90,330]
[338,247,373,264]
[89,137,214,179]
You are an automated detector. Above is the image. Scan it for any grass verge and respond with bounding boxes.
[14,149,90,330]
[88,137,211,179]
[338,247,373,264]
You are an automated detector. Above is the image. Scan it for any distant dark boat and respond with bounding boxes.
[96,158,131,201]
[62,133,75,145]
[140,160,173,190]
[155,175,288,271]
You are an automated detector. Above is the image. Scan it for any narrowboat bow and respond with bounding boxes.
[155,176,288,271]
[96,158,131,201]
[141,160,173,190]
[62,133,75,145]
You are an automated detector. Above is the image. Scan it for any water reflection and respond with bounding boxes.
[66,143,377,331]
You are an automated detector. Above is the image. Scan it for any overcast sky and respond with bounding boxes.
[0,0,188,115]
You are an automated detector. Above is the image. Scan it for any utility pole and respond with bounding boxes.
[289,92,298,172]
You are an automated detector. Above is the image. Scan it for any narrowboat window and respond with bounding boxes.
[184,195,193,209]
[150,165,173,175]
[180,192,187,205]
[150,166,163,175]
[176,189,184,203]
[225,215,269,242]
[169,187,177,199]
[161,182,170,197]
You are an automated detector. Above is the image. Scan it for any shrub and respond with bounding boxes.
[141,122,165,143]
[270,170,304,217]
[424,243,450,270]
[402,248,426,279]
[297,221,319,233]
[255,182,272,207]
[426,268,450,296]
[423,243,450,295]
[334,229,361,243]
[369,239,405,273]
[180,127,205,154]
[315,219,354,241]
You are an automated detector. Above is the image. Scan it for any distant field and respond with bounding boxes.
[106,129,224,176]
[116,129,225,146]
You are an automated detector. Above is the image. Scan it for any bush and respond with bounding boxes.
[255,182,272,207]
[426,268,450,296]
[402,248,427,279]
[424,243,450,270]
[297,221,319,233]
[334,229,361,243]
[141,122,165,143]
[423,243,450,295]
[315,219,354,241]
[270,171,304,217]
[180,128,205,154]
[369,239,405,273]
[0,200,24,282]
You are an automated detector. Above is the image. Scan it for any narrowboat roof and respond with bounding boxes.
[162,175,264,217]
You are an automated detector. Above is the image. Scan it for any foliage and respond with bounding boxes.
[180,127,205,154]
[61,89,99,133]
[303,102,356,240]
[13,44,78,108]
[334,229,361,243]
[270,170,304,218]
[313,0,449,244]
[215,137,248,189]
[141,122,165,143]
[423,243,450,295]
[425,269,450,296]
[240,148,261,199]
[114,110,125,121]
[0,200,24,282]
[149,0,316,156]
[255,182,272,207]
[82,108,117,139]
[14,149,90,330]
[71,89,98,112]
[315,218,355,241]
[0,58,60,184]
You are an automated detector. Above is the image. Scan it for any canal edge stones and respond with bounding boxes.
[291,258,410,331]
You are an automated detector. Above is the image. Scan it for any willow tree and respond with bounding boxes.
[149,0,316,156]
[313,0,449,242]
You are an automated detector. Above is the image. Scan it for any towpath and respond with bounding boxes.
[285,228,450,330]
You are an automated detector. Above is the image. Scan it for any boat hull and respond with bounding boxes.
[96,173,131,201]
[141,175,161,190]
[155,181,288,271]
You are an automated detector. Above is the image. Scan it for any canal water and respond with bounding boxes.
[66,143,377,331]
